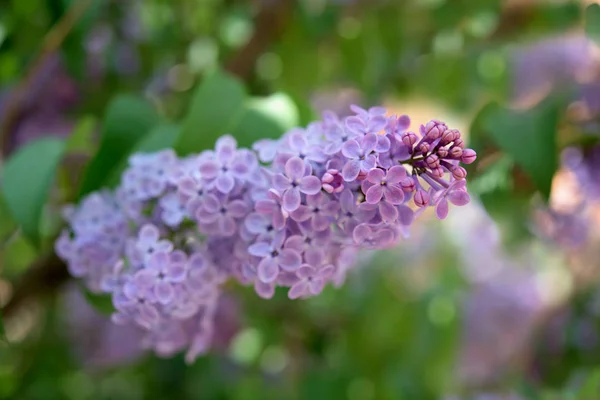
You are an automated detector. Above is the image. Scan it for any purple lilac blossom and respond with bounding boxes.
[56,105,476,362]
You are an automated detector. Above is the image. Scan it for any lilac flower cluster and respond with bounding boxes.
[55,105,476,362]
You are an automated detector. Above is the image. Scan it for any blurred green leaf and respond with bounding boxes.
[585,4,600,47]
[576,369,600,400]
[1,138,65,247]
[470,98,560,200]
[175,69,246,155]
[78,95,158,197]
[66,115,97,156]
[105,123,180,187]
[81,288,114,315]
[176,71,297,153]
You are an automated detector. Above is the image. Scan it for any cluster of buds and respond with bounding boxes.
[55,105,476,363]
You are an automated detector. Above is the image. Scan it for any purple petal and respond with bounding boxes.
[228,200,249,218]
[317,264,335,279]
[155,281,175,305]
[199,160,219,179]
[255,281,275,299]
[379,201,398,223]
[255,199,276,215]
[257,258,279,283]
[353,224,372,244]
[148,251,170,270]
[375,135,391,153]
[166,262,187,282]
[290,205,312,222]
[360,155,377,172]
[285,157,306,181]
[245,213,268,234]
[139,224,159,242]
[341,139,362,159]
[366,185,384,204]
[322,201,340,216]
[195,207,218,224]
[218,216,237,236]
[384,185,404,205]
[361,133,377,152]
[215,174,235,194]
[342,160,361,182]
[284,235,304,252]
[366,168,385,184]
[305,248,325,266]
[397,205,414,226]
[202,194,220,213]
[346,116,366,134]
[248,242,272,257]
[312,214,331,231]
[278,249,302,271]
[134,270,155,288]
[282,187,301,212]
[272,174,291,191]
[448,190,470,206]
[288,281,310,299]
[435,198,449,220]
[299,176,322,195]
[297,265,315,279]
[308,279,325,296]
[374,228,396,247]
[386,166,407,184]
[339,189,356,212]
[368,115,387,132]
[289,131,307,151]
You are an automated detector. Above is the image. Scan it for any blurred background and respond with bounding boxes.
[2,0,600,399]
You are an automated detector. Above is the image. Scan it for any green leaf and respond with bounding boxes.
[577,369,600,400]
[105,123,180,187]
[66,115,97,155]
[585,4,600,46]
[81,287,115,315]
[0,312,5,342]
[1,138,66,247]
[78,95,158,197]
[470,98,560,200]
[175,71,298,153]
[174,69,246,156]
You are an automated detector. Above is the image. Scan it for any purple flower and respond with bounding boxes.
[135,251,187,304]
[290,192,340,231]
[255,189,287,230]
[136,224,173,260]
[244,212,280,239]
[288,264,335,299]
[159,191,187,227]
[282,129,327,163]
[432,179,471,220]
[364,166,406,205]
[272,156,322,212]
[323,123,353,155]
[284,222,331,266]
[336,189,377,233]
[248,232,302,283]
[198,135,257,194]
[352,224,396,249]
[195,194,249,236]
[341,135,378,181]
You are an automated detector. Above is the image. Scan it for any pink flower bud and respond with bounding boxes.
[418,142,430,154]
[437,148,448,158]
[430,167,444,178]
[321,169,344,193]
[441,128,459,144]
[422,120,447,140]
[461,148,477,164]
[454,138,465,149]
[414,189,430,207]
[425,154,440,169]
[402,132,418,147]
[449,146,463,159]
[400,177,416,192]
[451,166,467,180]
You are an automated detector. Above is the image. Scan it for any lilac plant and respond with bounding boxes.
[56,105,476,363]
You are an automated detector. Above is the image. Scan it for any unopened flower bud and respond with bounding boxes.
[418,142,430,154]
[400,177,416,192]
[461,148,477,164]
[437,148,448,158]
[451,166,467,180]
[430,167,444,178]
[414,189,430,207]
[425,154,440,169]
[321,169,344,193]
[454,138,465,149]
[402,132,418,147]
[449,146,463,159]
[423,120,447,140]
[441,128,459,144]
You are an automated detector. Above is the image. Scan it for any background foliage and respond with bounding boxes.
[2,0,600,399]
